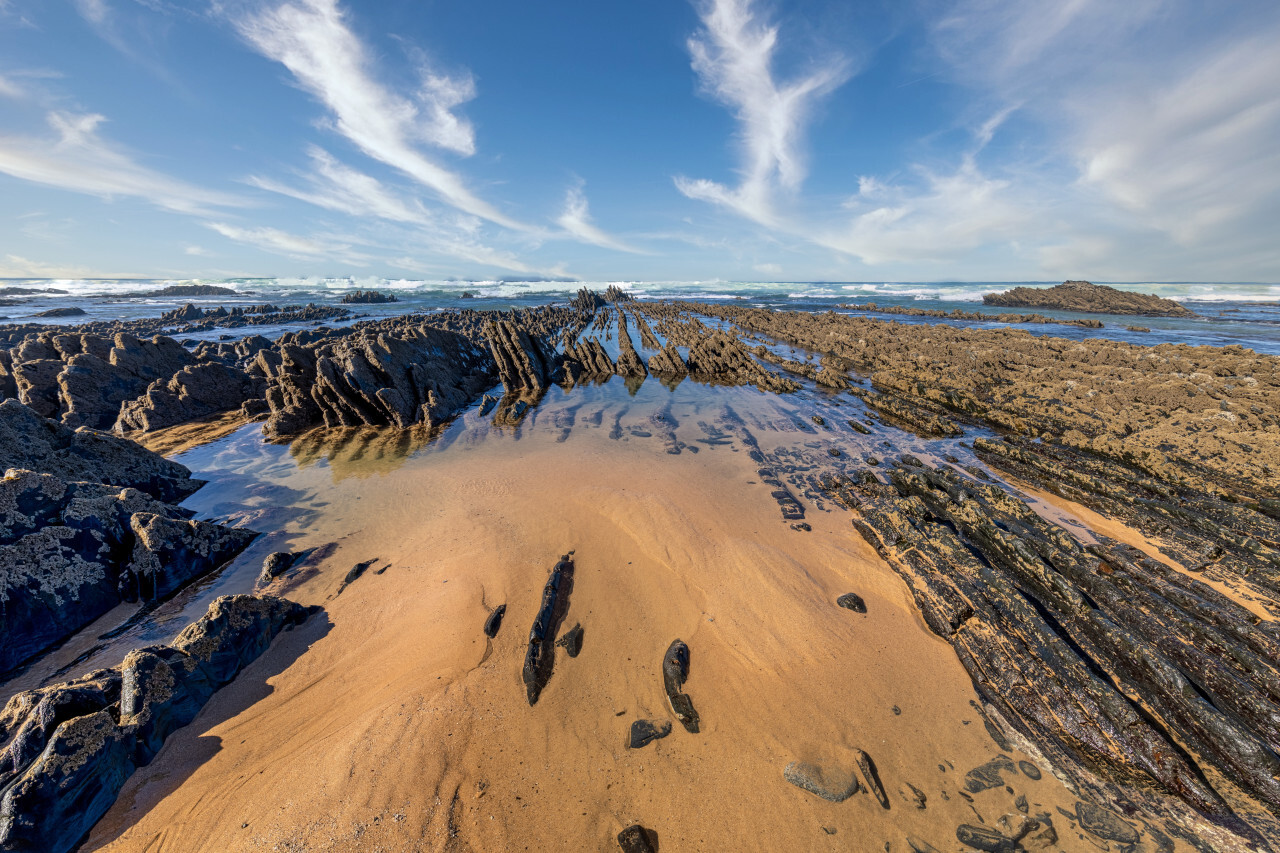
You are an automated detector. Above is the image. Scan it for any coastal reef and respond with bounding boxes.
[983,281,1193,316]
[0,594,313,853]
[0,401,256,674]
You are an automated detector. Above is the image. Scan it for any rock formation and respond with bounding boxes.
[340,290,399,304]
[114,362,264,432]
[983,281,1192,316]
[0,595,313,853]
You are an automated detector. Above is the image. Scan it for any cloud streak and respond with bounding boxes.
[556,183,645,254]
[676,0,849,225]
[232,0,528,231]
[0,111,246,215]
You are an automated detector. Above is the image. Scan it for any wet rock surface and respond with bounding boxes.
[522,554,575,705]
[483,603,506,638]
[661,639,699,734]
[983,281,1193,316]
[0,594,312,853]
[0,403,254,674]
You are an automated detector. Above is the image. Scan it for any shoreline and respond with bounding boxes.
[1,296,1278,851]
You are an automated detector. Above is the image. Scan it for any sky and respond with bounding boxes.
[1,0,1278,283]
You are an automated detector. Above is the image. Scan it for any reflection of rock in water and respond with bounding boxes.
[288,424,444,480]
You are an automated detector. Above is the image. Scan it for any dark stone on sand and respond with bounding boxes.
[783,761,860,802]
[335,558,377,596]
[1017,760,1041,780]
[901,782,927,810]
[836,592,867,613]
[662,639,699,733]
[963,756,1016,793]
[33,307,87,318]
[259,551,296,584]
[856,749,890,809]
[907,837,941,853]
[484,604,506,638]
[1074,802,1138,844]
[556,622,583,657]
[955,824,1017,852]
[616,824,657,853]
[628,719,672,749]
[523,554,575,705]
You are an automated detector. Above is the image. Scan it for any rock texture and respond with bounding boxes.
[340,290,399,304]
[835,460,1280,843]
[258,321,494,438]
[114,362,263,432]
[523,554,575,705]
[983,281,1192,316]
[0,399,201,502]
[0,595,312,853]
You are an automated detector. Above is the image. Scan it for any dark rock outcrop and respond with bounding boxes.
[0,468,256,674]
[522,554,575,705]
[983,281,1192,316]
[114,362,264,432]
[0,399,201,502]
[339,290,399,305]
[0,595,312,853]
[32,307,87,318]
[259,322,493,438]
[616,824,657,853]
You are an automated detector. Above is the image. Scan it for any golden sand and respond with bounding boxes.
[84,393,1087,852]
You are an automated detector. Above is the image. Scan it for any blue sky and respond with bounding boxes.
[1,0,1278,282]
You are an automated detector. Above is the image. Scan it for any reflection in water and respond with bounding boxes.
[288,423,447,481]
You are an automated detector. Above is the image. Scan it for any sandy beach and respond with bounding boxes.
[3,291,1278,853]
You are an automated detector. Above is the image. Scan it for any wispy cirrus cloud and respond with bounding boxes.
[675,0,850,226]
[206,221,370,264]
[0,111,246,215]
[230,0,527,231]
[556,182,645,254]
[249,145,433,226]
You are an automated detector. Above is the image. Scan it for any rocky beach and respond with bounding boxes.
[1,282,1278,852]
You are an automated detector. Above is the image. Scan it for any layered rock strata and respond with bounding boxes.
[984,281,1192,316]
[0,595,313,853]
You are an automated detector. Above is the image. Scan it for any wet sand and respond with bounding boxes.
[83,384,1084,852]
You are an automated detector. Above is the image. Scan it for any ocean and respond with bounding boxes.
[3,277,1279,355]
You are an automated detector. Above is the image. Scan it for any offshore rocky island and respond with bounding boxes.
[0,283,1278,853]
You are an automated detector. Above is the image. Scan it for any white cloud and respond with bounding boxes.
[249,145,433,225]
[0,75,21,99]
[555,183,644,254]
[206,221,372,265]
[184,244,212,256]
[74,0,110,25]
[675,0,850,225]
[0,111,246,215]
[232,0,527,230]
[0,254,139,279]
[824,160,1023,265]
